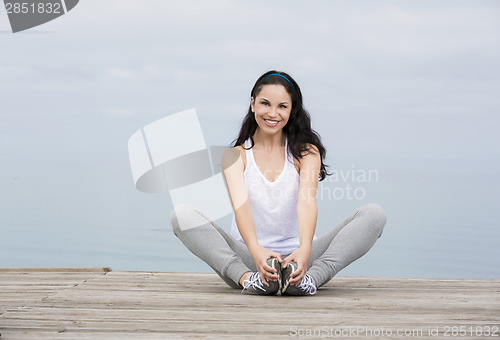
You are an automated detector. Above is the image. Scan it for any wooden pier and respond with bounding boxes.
[1,268,499,339]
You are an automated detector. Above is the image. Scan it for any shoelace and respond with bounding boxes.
[297,275,317,295]
[241,272,266,293]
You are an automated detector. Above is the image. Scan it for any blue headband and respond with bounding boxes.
[263,73,295,89]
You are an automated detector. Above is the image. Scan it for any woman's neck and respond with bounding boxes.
[252,128,286,152]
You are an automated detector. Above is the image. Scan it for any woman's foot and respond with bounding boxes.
[282,261,317,295]
[240,258,281,295]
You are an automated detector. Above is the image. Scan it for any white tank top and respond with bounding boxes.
[230,137,301,255]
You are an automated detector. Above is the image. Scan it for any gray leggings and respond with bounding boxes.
[170,203,386,289]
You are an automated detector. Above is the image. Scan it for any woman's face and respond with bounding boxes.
[251,84,292,134]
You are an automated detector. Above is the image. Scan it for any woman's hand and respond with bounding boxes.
[249,245,282,286]
[283,246,311,286]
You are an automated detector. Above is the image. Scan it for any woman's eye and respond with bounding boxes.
[261,101,269,106]
[280,105,287,109]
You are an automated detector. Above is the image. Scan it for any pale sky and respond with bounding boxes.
[1,0,499,162]
[1,1,499,275]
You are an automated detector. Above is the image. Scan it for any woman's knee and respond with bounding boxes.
[169,204,196,236]
[361,203,387,237]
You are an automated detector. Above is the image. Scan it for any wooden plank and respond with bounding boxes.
[0,269,499,339]
[0,268,111,317]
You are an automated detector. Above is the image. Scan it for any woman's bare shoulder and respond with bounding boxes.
[302,143,319,156]
[295,143,320,174]
[222,145,247,170]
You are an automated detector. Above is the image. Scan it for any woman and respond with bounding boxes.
[170,71,386,295]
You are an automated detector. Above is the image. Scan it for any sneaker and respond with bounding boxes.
[241,257,281,295]
[282,261,317,295]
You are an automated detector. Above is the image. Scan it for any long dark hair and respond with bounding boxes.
[231,70,330,181]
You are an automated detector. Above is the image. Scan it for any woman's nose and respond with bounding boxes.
[268,107,278,117]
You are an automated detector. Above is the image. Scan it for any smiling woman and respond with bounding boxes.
[169,70,387,296]
[252,84,291,130]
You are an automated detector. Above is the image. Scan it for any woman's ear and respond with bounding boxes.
[250,97,255,113]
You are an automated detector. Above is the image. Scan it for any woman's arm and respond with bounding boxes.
[283,144,321,286]
[221,148,282,284]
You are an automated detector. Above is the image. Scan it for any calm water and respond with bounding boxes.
[1,155,499,278]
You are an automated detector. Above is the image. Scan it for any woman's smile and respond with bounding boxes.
[263,118,279,127]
